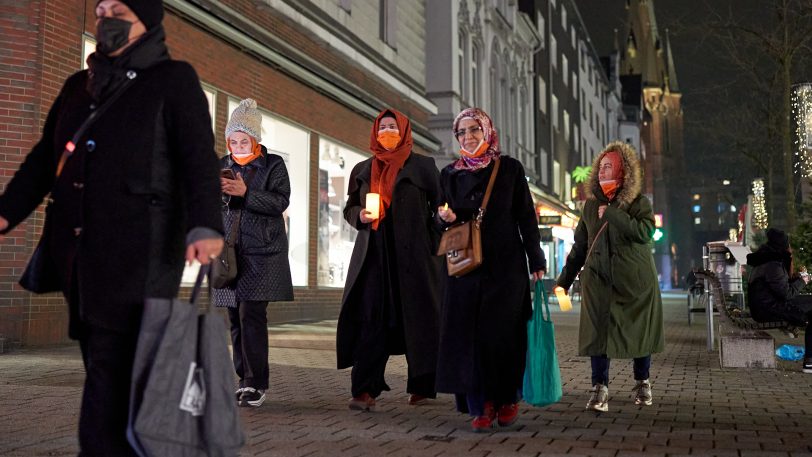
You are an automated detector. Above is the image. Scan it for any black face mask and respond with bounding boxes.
[96,17,134,55]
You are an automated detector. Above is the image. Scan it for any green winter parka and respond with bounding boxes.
[556,141,664,358]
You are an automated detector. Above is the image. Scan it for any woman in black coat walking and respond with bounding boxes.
[0,1,223,454]
[436,107,546,432]
[213,98,294,407]
[336,109,443,411]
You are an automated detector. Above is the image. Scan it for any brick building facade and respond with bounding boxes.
[0,0,439,346]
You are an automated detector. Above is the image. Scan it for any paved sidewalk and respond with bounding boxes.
[1,293,811,456]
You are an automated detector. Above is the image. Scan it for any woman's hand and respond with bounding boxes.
[186,237,224,265]
[221,172,247,197]
[532,269,546,282]
[359,209,377,224]
[438,204,457,223]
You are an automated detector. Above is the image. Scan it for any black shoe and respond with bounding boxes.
[804,358,812,374]
[239,387,266,407]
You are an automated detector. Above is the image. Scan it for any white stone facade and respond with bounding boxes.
[426,0,541,169]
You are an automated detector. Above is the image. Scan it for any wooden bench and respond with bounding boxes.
[694,269,792,330]
[694,269,797,368]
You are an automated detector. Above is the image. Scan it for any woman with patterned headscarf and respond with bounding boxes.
[435,108,546,432]
[336,109,444,411]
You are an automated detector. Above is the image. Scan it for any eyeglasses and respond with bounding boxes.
[454,126,483,138]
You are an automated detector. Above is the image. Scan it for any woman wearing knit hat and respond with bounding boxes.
[747,228,812,373]
[435,108,546,432]
[213,98,294,407]
[556,142,664,413]
[0,1,224,455]
[336,109,443,411]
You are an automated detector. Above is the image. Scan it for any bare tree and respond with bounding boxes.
[701,0,812,230]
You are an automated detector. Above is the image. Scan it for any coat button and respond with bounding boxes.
[72,182,84,189]
[86,140,96,152]
[73,227,82,237]
[89,103,96,110]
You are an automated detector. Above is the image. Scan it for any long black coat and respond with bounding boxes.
[435,156,546,397]
[0,61,223,334]
[336,153,443,377]
[212,148,294,305]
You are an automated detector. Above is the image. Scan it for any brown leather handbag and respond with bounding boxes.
[437,158,500,277]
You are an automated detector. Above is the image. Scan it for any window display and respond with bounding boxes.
[317,138,368,287]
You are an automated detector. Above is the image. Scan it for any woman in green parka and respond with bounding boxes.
[556,141,664,413]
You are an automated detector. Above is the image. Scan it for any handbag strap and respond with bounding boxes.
[190,263,210,307]
[475,158,501,225]
[55,76,137,178]
[584,221,609,265]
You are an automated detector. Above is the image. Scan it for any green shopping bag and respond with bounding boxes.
[523,281,562,407]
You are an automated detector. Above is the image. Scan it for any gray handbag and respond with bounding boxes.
[127,265,244,457]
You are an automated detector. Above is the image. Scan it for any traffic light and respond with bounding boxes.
[653,228,664,242]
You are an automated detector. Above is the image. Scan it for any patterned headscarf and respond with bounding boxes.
[452,107,501,170]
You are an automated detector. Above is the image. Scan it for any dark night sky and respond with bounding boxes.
[573,0,764,198]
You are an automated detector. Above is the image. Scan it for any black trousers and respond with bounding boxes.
[350,319,436,399]
[768,296,812,353]
[227,301,270,390]
[591,354,651,386]
[77,325,139,457]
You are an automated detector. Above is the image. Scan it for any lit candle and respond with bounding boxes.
[365,192,380,220]
[554,286,572,312]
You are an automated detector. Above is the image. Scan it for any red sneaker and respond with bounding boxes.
[470,401,496,433]
[497,403,519,427]
[348,393,376,411]
[407,394,429,405]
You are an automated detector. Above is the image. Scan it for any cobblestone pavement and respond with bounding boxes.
[1,292,812,456]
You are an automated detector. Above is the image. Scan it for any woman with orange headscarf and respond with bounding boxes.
[436,108,547,432]
[336,109,444,411]
[556,142,664,414]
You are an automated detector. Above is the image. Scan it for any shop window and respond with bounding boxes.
[317,138,368,287]
[81,35,96,70]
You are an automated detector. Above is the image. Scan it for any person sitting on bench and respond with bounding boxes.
[747,228,812,373]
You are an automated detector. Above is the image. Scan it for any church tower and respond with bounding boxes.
[620,0,688,288]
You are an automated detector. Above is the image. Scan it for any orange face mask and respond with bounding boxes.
[228,137,262,166]
[377,130,401,150]
[600,180,620,200]
[459,140,489,158]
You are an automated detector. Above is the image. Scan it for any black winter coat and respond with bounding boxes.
[336,153,444,377]
[0,61,223,334]
[435,157,546,397]
[747,245,806,323]
[212,148,294,305]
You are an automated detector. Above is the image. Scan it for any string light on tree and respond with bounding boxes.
[751,178,768,229]
[792,83,812,177]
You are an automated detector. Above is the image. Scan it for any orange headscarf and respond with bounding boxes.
[228,135,263,166]
[369,109,413,230]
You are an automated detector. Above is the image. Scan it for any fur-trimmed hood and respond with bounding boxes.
[587,141,643,206]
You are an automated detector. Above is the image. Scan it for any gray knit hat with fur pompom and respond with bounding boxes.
[225,98,262,142]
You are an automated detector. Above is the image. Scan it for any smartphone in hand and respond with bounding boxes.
[221,168,236,180]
